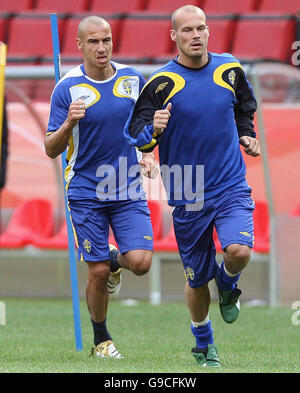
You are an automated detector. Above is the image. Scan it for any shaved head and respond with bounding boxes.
[172,5,206,31]
[78,16,111,39]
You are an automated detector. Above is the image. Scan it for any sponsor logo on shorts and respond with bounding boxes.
[83,239,92,253]
[240,231,251,237]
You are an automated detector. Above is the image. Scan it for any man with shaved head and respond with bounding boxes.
[125,5,260,367]
[45,16,158,359]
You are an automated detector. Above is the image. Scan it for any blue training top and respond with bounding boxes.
[47,62,145,203]
[124,52,257,206]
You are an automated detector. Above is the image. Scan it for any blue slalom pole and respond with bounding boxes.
[50,13,83,351]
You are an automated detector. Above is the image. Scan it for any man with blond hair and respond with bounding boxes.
[125,5,260,367]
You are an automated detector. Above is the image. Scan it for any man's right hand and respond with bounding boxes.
[153,102,172,135]
[66,99,86,128]
[44,99,86,159]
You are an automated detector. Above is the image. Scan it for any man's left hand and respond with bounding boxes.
[140,153,159,179]
[239,136,261,157]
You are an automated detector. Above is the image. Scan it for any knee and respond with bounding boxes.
[225,244,251,264]
[127,251,152,276]
[87,262,110,284]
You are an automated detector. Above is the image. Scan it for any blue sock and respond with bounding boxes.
[217,261,240,291]
[191,320,214,349]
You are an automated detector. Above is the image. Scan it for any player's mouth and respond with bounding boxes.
[190,41,202,50]
[96,55,108,63]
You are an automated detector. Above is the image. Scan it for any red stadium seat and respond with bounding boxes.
[146,0,203,13]
[34,0,89,13]
[291,204,300,216]
[213,228,222,252]
[258,0,300,14]
[34,220,69,249]
[0,199,54,249]
[116,16,172,61]
[232,16,295,62]
[62,15,123,60]
[203,0,258,14]
[147,200,163,240]
[253,201,270,253]
[0,0,34,13]
[206,17,236,53]
[154,226,178,252]
[0,14,9,43]
[90,0,145,14]
[7,14,64,64]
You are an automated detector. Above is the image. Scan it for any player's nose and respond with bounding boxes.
[96,42,105,52]
[192,28,201,38]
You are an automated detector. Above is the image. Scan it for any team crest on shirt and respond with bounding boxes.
[184,267,195,281]
[228,70,236,86]
[83,239,92,253]
[113,76,140,100]
[122,79,132,96]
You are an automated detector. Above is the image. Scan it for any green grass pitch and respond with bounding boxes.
[0,298,299,373]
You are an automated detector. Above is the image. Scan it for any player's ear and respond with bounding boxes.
[76,38,83,51]
[170,29,176,43]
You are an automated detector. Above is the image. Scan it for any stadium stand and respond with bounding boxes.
[0,199,54,248]
[154,226,178,252]
[0,14,9,43]
[203,0,258,14]
[34,220,69,249]
[146,0,202,13]
[62,14,123,62]
[89,0,146,14]
[147,199,163,241]
[213,229,222,252]
[2,0,299,260]
[205,15,236,53]
[6,13,65,64]
[0,0,34,13]
[257,0,300,14]
[34,0,89,13]
[232,16,296,62]
[252,201,270,253]
[292,205,300,216]
[115,15,172,62]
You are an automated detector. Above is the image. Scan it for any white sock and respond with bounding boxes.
[191,315,209,327]
[224,265,240,277]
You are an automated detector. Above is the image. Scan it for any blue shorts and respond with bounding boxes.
[68,199,153,262]
[172,187,255,288]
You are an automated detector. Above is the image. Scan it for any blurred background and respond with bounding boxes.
[0,0,300,307]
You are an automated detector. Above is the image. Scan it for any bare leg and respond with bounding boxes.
[86,260,110,322]
[223,244,251,274]
[118,249,152,276]
[185,282,210,322]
